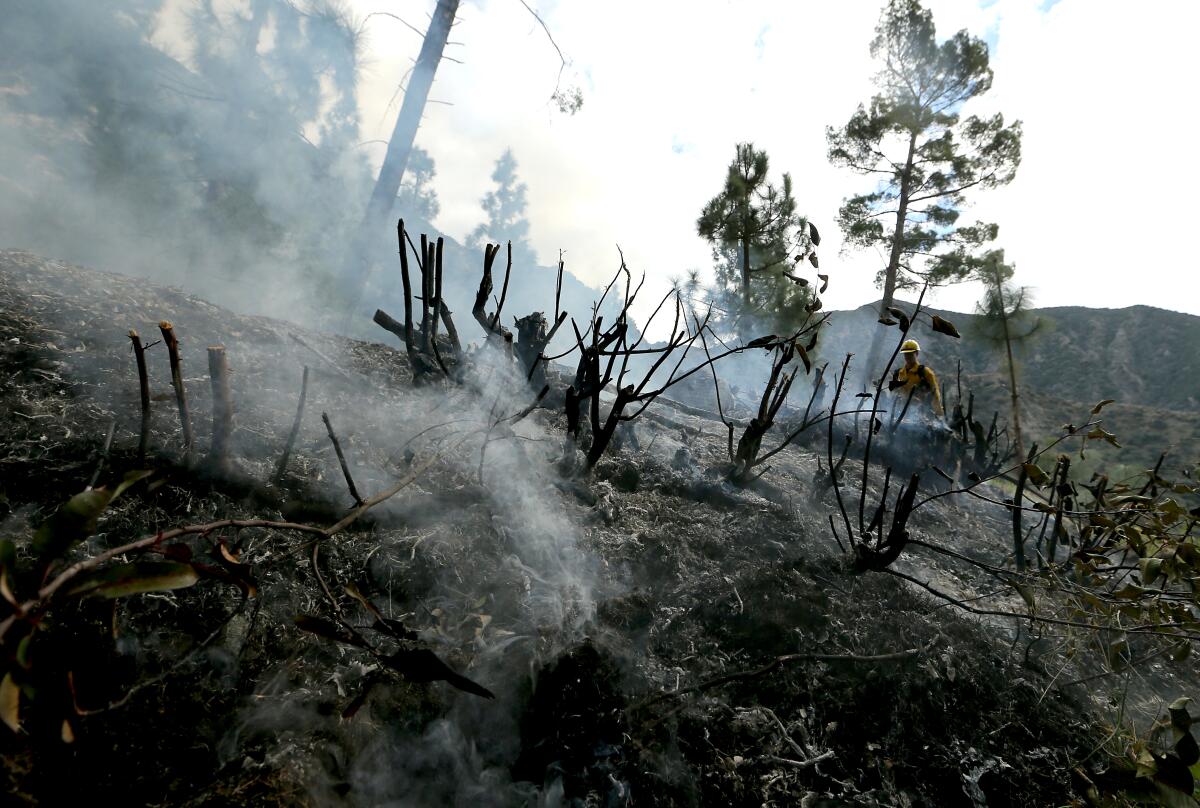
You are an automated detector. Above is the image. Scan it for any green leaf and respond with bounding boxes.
[112,469,154,499]
[1141,558,1164,586]
[1170,698,1193,732]
[31,471,154,561]
[1012,581,1036,611]
[1176,731,1199,767]
[1091,399,1116,414]
[1023,463,1050,487]
[32,489,114,559]
[0,673,19,734]
[64,561,198,600]
[1136,747,1158,778]
[0,538,16,606]
[1150,781,1197,808]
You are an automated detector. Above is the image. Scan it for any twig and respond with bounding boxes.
[632,639,935,711]
[159,321,194,463]
[274,366,309,481]
[763,751,836,770]
[86,420,117,490]
[322,412,364,507]
[289,333,353,382]
[128,330,151,464]
[68,591,249,714]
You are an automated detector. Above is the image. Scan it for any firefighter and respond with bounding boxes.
[885,339,954,478]
[889,339,943,421]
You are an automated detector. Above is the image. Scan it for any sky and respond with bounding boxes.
[339,0,1197,320]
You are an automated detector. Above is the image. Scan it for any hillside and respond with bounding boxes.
[9,250,1195,806]
[820,300,1200,475]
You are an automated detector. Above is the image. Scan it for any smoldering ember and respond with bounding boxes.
[2,2,1199,807]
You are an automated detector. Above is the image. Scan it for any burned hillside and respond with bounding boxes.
[2,249,1198,807]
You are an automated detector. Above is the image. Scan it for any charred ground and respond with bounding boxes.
[0,251,1191,807]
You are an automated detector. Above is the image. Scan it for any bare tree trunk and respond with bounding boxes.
[862,131,918,387]
[994,271,1026,458]
[341,0,460,309]
[741,235,751,308]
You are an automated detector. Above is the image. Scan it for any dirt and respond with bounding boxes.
[0,250,1188,807]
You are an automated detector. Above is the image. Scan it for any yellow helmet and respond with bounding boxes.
[900,339,921,354]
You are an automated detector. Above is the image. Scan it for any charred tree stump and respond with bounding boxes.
[128,329,152,464]
[207,346,235,472]
[391,220,451,383]
[515,311,567,391]
[275,366,309,482]
[158,320,194,463]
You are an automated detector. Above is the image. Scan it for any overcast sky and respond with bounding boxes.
[340,0,1197,321]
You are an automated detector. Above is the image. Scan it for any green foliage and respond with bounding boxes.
[31,470,153,561]
[828,0,1022,300]
[2,473,206,736]
[64,561,199,600]
[697,143,817,336]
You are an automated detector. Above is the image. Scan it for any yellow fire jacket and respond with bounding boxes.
[892,364,944,418]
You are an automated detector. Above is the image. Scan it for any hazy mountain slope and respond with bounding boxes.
[819,300,1200,474]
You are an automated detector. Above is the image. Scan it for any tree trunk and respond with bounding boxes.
[862,131,919,387]
[741,235,751,307]
[994,271,1026,458]
[340,0,460,311]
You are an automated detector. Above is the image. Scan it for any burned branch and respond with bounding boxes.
[383,220,460,383]
[128,329,152,464]
[473,241,515,352]
[322,411,364,507]
[158,320,193,464]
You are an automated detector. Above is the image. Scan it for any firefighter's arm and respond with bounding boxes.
[926,368,944,417]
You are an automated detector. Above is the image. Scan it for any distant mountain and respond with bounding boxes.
[819,300,1200,476]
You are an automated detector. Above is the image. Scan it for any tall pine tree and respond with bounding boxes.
[828,0,1021,380]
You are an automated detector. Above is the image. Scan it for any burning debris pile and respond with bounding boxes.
[0,246,1198,807]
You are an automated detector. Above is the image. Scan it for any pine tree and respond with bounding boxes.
[697,143,815,337]
[828,0,1021,378]
[395,146,440,227]
[972,250,1040,459]
[468,149,535,267]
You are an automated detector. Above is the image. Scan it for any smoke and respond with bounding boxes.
[210,338,607,805]
[0,0,378,326]
[0,5,622,801]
